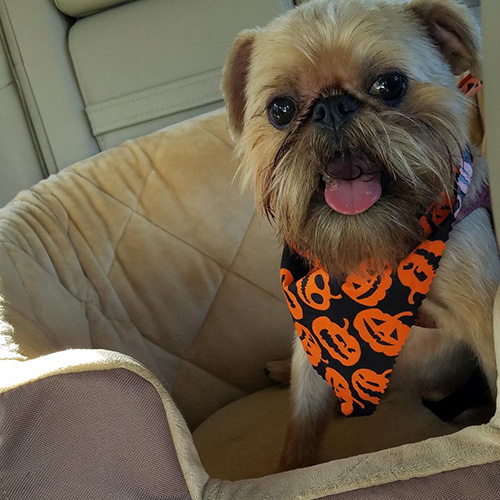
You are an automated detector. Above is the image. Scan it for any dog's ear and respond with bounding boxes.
[408,0,481,77]
[222,30,257,141]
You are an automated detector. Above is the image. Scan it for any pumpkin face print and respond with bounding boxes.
[431,198,451,226]
[312,316,360,366]
[295,322,324,367]
[342,260,392,306]
[397,239,446,304]
[352,368,392,404]
[281,269,303,320]
[419,214,433,238]
[325,367,364,416]
[354,308,412,356]
[297,269,341,310]
[419,194,451,237]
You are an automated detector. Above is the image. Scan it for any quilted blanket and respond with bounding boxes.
[2,108,500,500]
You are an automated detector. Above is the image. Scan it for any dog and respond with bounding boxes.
[222,0,500,471]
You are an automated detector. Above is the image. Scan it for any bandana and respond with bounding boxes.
[281,149,474,417]
[458,73,483,97]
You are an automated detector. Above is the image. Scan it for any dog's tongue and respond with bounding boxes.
[324,153,381,215]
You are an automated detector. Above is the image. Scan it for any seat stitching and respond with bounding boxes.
[173,212,258,393]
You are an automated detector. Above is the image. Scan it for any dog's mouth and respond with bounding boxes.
[322,151,382,215]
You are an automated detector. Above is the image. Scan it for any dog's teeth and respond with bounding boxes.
[329,179,339,190]
[323,175,340,190]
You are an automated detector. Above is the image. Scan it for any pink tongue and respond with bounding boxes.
[324,156,381,215]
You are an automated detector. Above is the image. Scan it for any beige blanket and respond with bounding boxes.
[2,108,500,500]
[0,109,291,428]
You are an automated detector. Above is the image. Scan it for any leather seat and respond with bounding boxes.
[0,0,293,205]
[0,0,480,206]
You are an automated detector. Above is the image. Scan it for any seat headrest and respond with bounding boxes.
[55,0,133,18]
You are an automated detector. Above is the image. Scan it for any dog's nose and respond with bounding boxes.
[312,95,358,131]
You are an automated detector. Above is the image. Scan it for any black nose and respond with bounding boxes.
[312,95,358,131]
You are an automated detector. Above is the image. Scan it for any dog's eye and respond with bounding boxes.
[268,97,297,128]
[369,73,408,104]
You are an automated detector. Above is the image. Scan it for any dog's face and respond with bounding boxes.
[222,0,480,276]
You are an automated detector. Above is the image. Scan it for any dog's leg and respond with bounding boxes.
[278,335,335,472]
[392,326,476,401]
[421,208,500,400]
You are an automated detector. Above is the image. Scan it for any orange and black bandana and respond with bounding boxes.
[280,149,474,417]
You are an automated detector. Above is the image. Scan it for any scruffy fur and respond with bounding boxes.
[223,0,500,471]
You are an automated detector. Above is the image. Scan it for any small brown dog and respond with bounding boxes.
[222,0,500,471]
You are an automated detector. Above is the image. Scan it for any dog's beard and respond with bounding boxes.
[256,105,464,278]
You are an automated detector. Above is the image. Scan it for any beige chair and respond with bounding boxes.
[0,0,480,206]
[2,0,498,498]
[0,0,293,205]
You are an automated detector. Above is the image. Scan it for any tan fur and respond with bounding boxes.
[278,336,336,471]
[223,0,499,471]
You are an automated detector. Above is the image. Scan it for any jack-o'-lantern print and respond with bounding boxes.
[352,368,392,404]
[419,194,451,238]
[398,239,446,304]
[297,269,341,310]
[325,367,364,416]
[295,322,324,367]
[312,316,360,366]
[419,214,433,237]
[431,196,452,226]
[281,269,303,320]
[342,260,393,306]
[354,309,412,356]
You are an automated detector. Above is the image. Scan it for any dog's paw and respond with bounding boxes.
[265,359,291,385]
